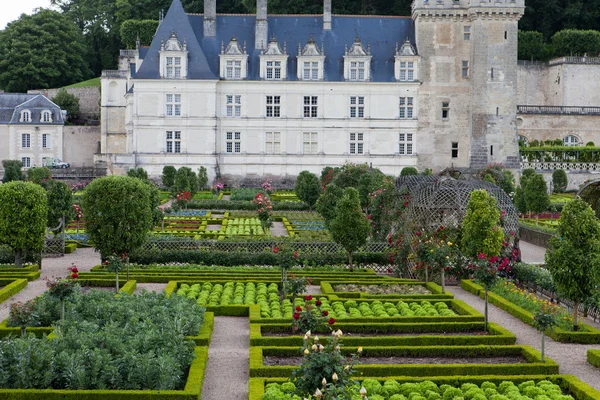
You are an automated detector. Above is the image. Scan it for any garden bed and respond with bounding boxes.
[320,280,454,299]
[250,345,558,377]
[0,278,28,305]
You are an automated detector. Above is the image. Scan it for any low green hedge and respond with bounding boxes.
[462,280,600,344]
[249,375,600,400]
[0,265,39,272]
[320,281,454,300]
[186,199,310,211]
[64,243,77,254]
[587,349,600,368]
[0,271,41,281]
[0,279,28,304]
[250,322,516,346]
[249,345,558,378]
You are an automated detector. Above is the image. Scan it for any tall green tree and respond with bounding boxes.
[43,180,75,230]
[52,89,81,120]
[0,182,48,267]
[461,190,504,259]
[546,199,600,331]
[316,184,343,226]
[329,187,371,270]
[524,174,550,224]
[0,9,91,92]
[162,166,177,190]
[294,171,321,210]
[1,160,25,183]
[552,169,568,193]
[174,167,197,197]
[197,167,209,191]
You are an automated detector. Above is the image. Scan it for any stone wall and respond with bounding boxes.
[45,87,100,119]
[517,114,600,145]
[63,126,101,167]
[519,226,552,249]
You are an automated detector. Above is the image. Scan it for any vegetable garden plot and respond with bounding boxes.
[320,281,454,300]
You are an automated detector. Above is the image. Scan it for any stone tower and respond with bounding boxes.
[412,0,524,171]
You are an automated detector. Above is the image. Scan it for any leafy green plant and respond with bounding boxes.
[46,275,78,320]
[162,166,177,190]
[8,300,38,337]
[27,167,52,185]
[284,274,311,305]
[552,169,568,193]
[293,296,336,334]
[461,189,504,259]
[254,193,273,229]
[295,171,321,210]
[533,305,558,361]
[400,167,418,176]
[105,254,125,292]
[1,160,24,183]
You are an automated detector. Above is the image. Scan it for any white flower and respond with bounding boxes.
[306,330,311,337]
[319,344,325,352]
[322,378,327,386]
[332,372,338,381]
[304,348,310,355]
[312,344,318,351]
[360,386,368,397]
[357,346,363,353]
[314,388,323,398]
[314,335,319,342]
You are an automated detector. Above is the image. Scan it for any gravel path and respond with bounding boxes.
[520,241,547,264]
[452,286,600,391]
[202,317,249,400]
[0,248,101,321]
[134,283,167,294]
[270,221,289,237]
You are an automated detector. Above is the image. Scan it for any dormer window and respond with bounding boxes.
[343,35,371,82]
[220,37,248,80]
[297,36,325,81]
[395,40,420,82]
[21,110,31,122]
[160,32,188,79]
[259,37,288,81]
[41,110,52,123]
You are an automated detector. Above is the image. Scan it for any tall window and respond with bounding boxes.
[226,60,242,79]
[21,157,31,168]
[303,96,318,118]
[462,61,469,78]
[226,132,241,153]
[303,132,318,154]
[21,111,31,122]
[451,142,459,158]
[350,61,365,81]
[166,94,181,116]
[166,131,181,153]
[21,133,31,148]
[399,133,414,155]
[42,133,50,149]
[303,62,319,80]
[464,26,471,41]
[42,111,51,122]
[266,96,281,117]
[349,133,364,155]
[166,57,181,78]
[563,135,579,146]
[399,97,414,119]
[399,62,414,81]
[442,102,450,120]
[350,96,365,118]
[265,132,281,153]
[226,95,241,117]
[266,61,281,80]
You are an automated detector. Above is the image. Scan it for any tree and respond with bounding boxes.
[461,190,504,259]
[81,176,153,263]
[546,198,600,331]
[552,169,568,193]
[44,180,75,230]
[174,167,197,197]
[400,167,418,176]
[329,188,371,270]
[27,167,52,185]
[316,184,343,226]
[521,168,536,187]
[0,182,48,267]
[126,167,149,181]
[514,185,527,217]
[120,19,159,49]
[1,160,25,183]
[295,171,321,210]
[197,167,209,191]
[52,89,81,120]
[162,166,177,190]
[524,174,550,224]
[518,30,554,61]
[0,9,91,92]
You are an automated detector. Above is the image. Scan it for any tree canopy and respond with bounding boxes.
[460,189,504,258]
[295,171,321,210]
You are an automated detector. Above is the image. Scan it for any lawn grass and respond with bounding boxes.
[64,77,101,88]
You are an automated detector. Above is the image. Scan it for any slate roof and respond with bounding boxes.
[0,94,65,125]
[134,0,415,82]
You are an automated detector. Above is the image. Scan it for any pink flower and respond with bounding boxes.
[273,247,279,254]
[477,253,487,260]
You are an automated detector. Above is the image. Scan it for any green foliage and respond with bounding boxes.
[1,160,24,183]
[400,167,418,176]
[552,29,600,58]
[295,171,321,210]
[316,184,343,225]
[27,167,52,185]
[518,30,555,60]
[174,167,198,197]
[552,170,568,193]
[461,190,504,258]
[197,166,209,190]
[521,169,536,187]
[231,188,267,201]
[44,180,75,229]
[0,9,91,92]
[81,176,153,258]
[0,182,48,267]
[524,174,550,215]
[125,167,148,181]
[52,88,81,120]
[119,19,159,48]
[477,164,515,196]
[546,198,600,330]
[514,186,527,215]
[161,165,177,190]
[329,188,371,269]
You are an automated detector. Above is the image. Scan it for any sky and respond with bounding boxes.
[1,0,53,30]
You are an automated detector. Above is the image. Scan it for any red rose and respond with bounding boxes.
[305,295,312,301]
[293,313,300,320]
[293,251,299,259]
[322,310,329,316]
[71,272,78,279]
[295,306,302,312]
[273,247,279,254]
[70,266,78,273]
[328,318,335,325]
[104,260,109,265]
[315,300,322,306]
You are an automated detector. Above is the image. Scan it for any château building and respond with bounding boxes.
[98,0,525,180]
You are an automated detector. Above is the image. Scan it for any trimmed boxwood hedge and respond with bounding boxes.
[319,281,454,300]
[249,345,558,378]
[0,278,27,304]
[462,280,600,344]
[587,349,600,368]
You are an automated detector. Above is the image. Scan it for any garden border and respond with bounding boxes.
[0,278,28,305]
[587,349,600,369]
[320,281,455,300]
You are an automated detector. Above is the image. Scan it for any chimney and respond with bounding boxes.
[324,0,332,31]
[204,0,216,37]
[255,0,268,49]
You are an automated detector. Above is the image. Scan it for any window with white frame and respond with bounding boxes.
[563,135,579,146]
[41,111,52,122]
[166,94,181,116]
[349,133,364,154]
[21,111,31,122]
[266,61,282,80]
[166,131,181,153]
[399,133,414,155]
[166,57,182,78]
[266,96,281,117]
[21,133,31,148]
[399,97,414,119]
[350,96,365,118]
[303,132,318,154]
[350,61,366,81]
[226,95,241,117]
[226,60,242,79]
[464,26,471,41]
[42,133,50,149]
[462,61,469,78]
[303,96,318,118]
[226,132,241,153]
[399,62,414,81]
[303,62,319,80]
[265,132,281,153]
[21,157,31,168]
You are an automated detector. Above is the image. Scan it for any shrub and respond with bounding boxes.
[401,167,418,176]
[162,166,176,190]
[295,171,321,210]
[552,29,600,58]
[524,174,550,223]
[1,160,24,183]
[27,167,52,185]
[51,88,80,120]
[552,170,567,193]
